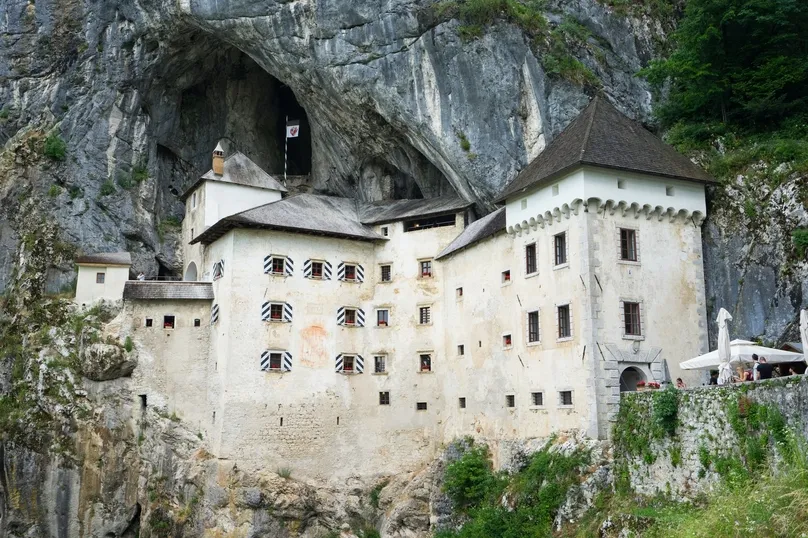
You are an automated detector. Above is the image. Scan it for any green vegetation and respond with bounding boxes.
[124,336,133,352]
[456,131,472,152]
[793,228,808,258]
[132,162,149,183]
[116,173,134,190]
[436,437,589,538]
[99,180,115,196]
[0,106,10,120]
[157,215,182,241]
[68,185,82,199]
[369,479,389,509]
[277,466,293,479]
[43,133,67,161]
[47,184,62,198]
[651,386,679,436]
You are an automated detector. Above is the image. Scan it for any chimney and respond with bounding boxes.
[212,142,225,176]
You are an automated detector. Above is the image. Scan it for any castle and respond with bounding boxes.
[76,97,713,480]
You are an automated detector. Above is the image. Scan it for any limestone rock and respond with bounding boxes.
[81,342,136,381]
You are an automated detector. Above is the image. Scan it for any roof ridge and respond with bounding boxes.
[579,96,599,162]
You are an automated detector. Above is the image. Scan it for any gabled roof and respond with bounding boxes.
[495,96,714,203]
[180,151,288,201]
[436,208,506,260]
[76,252,132,266]
[191,194,386,245]
[123,281,214,300]
[358,196,473,225]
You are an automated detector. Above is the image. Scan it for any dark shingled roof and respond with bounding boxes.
[358,196,473,225]
[191,194,386,245]
[436,208,506,260]
[180,151,288,201]
[123,281,214,300]
[76,252,132,266]
[495,96,714,203]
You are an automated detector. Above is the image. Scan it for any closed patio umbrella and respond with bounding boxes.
[716,308,734,385]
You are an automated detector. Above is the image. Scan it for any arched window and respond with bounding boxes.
[184,261,198,281]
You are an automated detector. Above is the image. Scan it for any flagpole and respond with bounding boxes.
[284,115,288,186]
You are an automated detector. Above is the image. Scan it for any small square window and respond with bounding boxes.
[374,355,386,373]
[420,260,432,278]
[501,270,511,283]
[557,305,571,339]
[163,315,175,329]
[311,261,324,278]
[552,184,559,196]
[377,309,389,327]
[554,232,567,265]
[271,257,286,275]
[419,306,431,325]
[506,395,515,408]
[503,334,512,347]
[419,354,432,372]
[194,318,201,327]
[457,344,465,356]
[270,303,284,321]
[343,356,355,373]
[344,264,357,281]
[344,309,357,326]
[666,186,675,196]
[96,272,105,284]
[532,392,543,406]
[379,391,390,405]
[617,179,626,189]
[520,198,527,210]
[525,243,537,274]
[560,391,573,406]
[416,402,428,411]
[380,265,391,282]
[456,287,463,298]
[381,226,389,237]
[268,353,282,370]
[459,397,466,409]
[145,318,153,327]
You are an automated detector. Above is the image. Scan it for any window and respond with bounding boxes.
[344,308,357,326]
[344,264,357,281]
[501,270,511,283]
[419,306,431,325]
[404,214,455,232]
[191,192,197,208]
[559,391,573,406]
[343,356,355,373]
[163,315,175,329]
[145,318,153,327]
[380,265,391,282]
[271,257,286,275]
[554,232,567,265]
[379,391,390,405]
[557,305,571,339]
[420,260,432,278]
[194,318,201,327]
[527,311,540,343]
[624,301,642,336]
[377,309,389,327]
[268,352,283,371]
[520,198,527,210]
[459,397,466,409]
[262,301,292,323]
[456,287,463,298]
[96,272,105,284]
[506,395,515,408]
[416,402,428,410]
[531,392,543,406]
[381,226,389,237]
[619,229,638,261]
[525,243,537,274]
[191,227,194,238]
[311,261,323,278]
[374,355,386,374]
[457,344,465,356]
[419,354,432,372]
[261,351,292,372]
[666,186,675,196]
[617,179,626,189]
[552,184,559,196]
[503,334,512,347]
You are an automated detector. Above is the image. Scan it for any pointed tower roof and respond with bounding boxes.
[495,96,714,203]
[180,151,287,201]
[213,141,224,153]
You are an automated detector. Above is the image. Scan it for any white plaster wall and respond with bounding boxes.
[203,182,282,228]
[183,184,208,281]
[75,265,130,305]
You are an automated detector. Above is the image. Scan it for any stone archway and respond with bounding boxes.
[619,366,647,392]
[184,261,198,281]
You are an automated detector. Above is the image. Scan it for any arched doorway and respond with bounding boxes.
[619,366,646,392]
[184,261,198,281]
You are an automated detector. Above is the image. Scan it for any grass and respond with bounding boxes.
[124,336,133,352]
[99,180,115,196]
[157,216,182,241]
[47,184,61,198]
[277,466,293,479]
[43,133,66,161]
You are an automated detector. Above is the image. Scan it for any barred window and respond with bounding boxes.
[416,402,428,411]
[560,391,573,406]
[96,272,105,284]
[419,306,431,325]
[343,356,355,372]
[379,391,390,405]
[531,392,543,406]
[506,395,515,408]
[420,260,432,278]
[271,257,285,274]
[374,355,386,373]
[380,265,391,282]
[311,261,323,278]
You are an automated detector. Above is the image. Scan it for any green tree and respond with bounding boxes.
[643,0,808,128]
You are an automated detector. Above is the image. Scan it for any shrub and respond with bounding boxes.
[132,163,149,183]
[68,185,82,199]
[792,228,808,258]
[457,131,472,152]
[47,185,61,198]
[277,466,293,479]
[43,134,67,161]
[369,479,389,509]
[99,180,115,196]
[443,444,498,511]
[124,336,133,352]
[652,386,679,436]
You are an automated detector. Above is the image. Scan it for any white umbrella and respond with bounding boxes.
[680,339,805,370]
[716,308,734,385]
[801,310,808,369]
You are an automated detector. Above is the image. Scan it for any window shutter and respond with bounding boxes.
[263,255,273,274]
[213,260,225,280]
[323,261,332,280]
[260,351,270,371]
[335,354,343,372]
[282,351,293,372]
[355,354,365,373]
[356,308,365,327]
[303,259,312,278]
[337,306,345,325]
[619,300,626,335]
[285,257,294,276]
[283,303,293,323]
[211,303,219,325]
[635,230,641,262]
[337,262,345,281]
[568,303,574,337]
[356,264,365,282]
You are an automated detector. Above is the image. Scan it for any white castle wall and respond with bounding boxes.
[75,264,130,306]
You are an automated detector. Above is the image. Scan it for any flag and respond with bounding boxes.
[286,120,300,138]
